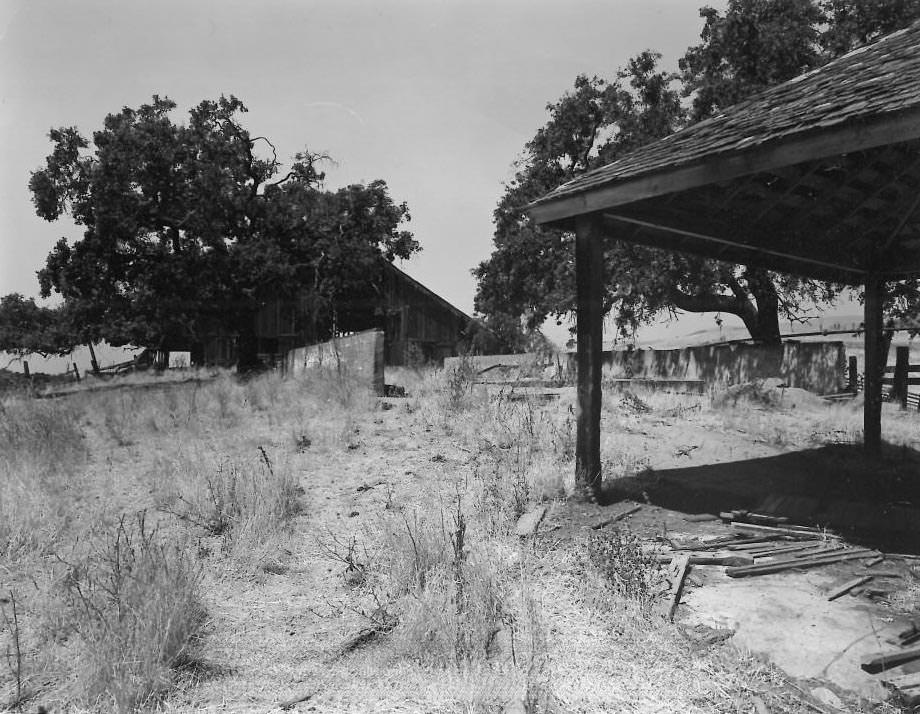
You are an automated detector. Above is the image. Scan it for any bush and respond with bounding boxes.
[59,513,204,712]
[581,528,660,609]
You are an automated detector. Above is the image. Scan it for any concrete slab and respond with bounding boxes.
[681,567,910,699]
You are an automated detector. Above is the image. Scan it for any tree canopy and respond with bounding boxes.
[0,294,74,358]
[29,95,418,367]
[475,0,920,347]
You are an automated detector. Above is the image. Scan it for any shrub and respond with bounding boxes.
[446,354,477,412]
[59,513,204,712]
[581,528,660,609]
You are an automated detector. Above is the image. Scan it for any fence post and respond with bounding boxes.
[22,361,30,379]
[847,355,858,392]
[892,346,909,410]
[72,363,81,382]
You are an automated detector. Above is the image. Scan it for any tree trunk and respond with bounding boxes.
[741,269,781,344]
[669,270,783,345]
[236,317,261,373]
[190,342,205,367]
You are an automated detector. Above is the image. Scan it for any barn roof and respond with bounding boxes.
[382,261,474,324]
[529,22,920,284]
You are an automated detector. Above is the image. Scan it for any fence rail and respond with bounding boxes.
[847,346,920,410]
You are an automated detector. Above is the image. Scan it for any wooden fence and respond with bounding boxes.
[847,346,920,410]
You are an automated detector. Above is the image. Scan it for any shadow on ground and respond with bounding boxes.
[604,442,920,554]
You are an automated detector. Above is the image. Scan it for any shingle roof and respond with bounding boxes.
[531,22,920,210]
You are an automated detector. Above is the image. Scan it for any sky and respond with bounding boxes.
[0,0,807,351]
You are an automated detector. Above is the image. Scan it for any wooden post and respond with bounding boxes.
[864,274,884,455]
[22,361,30,379]
[574,215,604,500]
[87,342,100,374]
[893,346,909,410]
[72,363,81,382]
[848,356,858,393]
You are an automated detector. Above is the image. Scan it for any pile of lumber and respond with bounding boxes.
[664,520,880,579]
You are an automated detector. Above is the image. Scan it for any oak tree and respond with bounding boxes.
[475,1,920,346]
[29,96,418,368]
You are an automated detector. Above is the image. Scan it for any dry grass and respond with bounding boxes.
[155,448,303,570]
[0,396,88,560]
[56,513,204,712]
[2,362,917,712]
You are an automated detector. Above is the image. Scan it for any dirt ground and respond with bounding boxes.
[2,370,919,713]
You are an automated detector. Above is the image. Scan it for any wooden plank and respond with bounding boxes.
[666,555,691,622]
[724,536,798,551]
[720,510,790,525]
[590,505,642,530]
[684,513,721,522]
[574,215,604,500]
[828,575,873,601]
[750,542,832,558]
[725,548,878,578]
[880,671,920,691]
[730,522,831,538]
[861,645,920,674]
[657,552,755,567]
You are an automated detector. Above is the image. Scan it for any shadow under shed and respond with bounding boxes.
[606,442,920,553]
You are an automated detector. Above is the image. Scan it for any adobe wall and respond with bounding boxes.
[285,329,385,396]
[449,341,847,394]
[578,341,846,394]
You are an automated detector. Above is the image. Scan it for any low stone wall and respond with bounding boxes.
[568,341,846,394]
[285,329,385,396]
[442,352,564,381]
[450,341,847,394]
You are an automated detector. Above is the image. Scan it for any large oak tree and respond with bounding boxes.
[29,96,418,368]
[475,0,920,346]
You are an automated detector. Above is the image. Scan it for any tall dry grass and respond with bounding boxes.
[155,447,303,570]
[56,513,204,713]
[0,396,87,559]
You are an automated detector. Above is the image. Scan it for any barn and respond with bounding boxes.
[195,261,476,368]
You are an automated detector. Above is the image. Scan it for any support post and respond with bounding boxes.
[87,342,100,374]
[863,274,884,455]
[893,346,909,410]
[574,215,604,500]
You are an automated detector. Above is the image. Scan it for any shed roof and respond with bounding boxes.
[529,22,920,284]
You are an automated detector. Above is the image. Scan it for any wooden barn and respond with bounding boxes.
[197,261,475,367]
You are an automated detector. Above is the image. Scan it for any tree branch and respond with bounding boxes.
[668,287,744,315]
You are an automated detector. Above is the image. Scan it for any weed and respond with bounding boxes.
[446,354,477,412]
[58,513,204,712]
[1,591,24,709]
[161,448,302,566]
[475,457,531,535]
[581,528,660,609]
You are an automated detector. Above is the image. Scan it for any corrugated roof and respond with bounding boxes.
[531,22,920,210]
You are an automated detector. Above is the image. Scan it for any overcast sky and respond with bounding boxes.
[0,0,763,345]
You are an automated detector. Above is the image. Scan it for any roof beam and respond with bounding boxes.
[530,109,920,226]
[602,213,867,284]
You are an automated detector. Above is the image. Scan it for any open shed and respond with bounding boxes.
[528,23,920,496]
